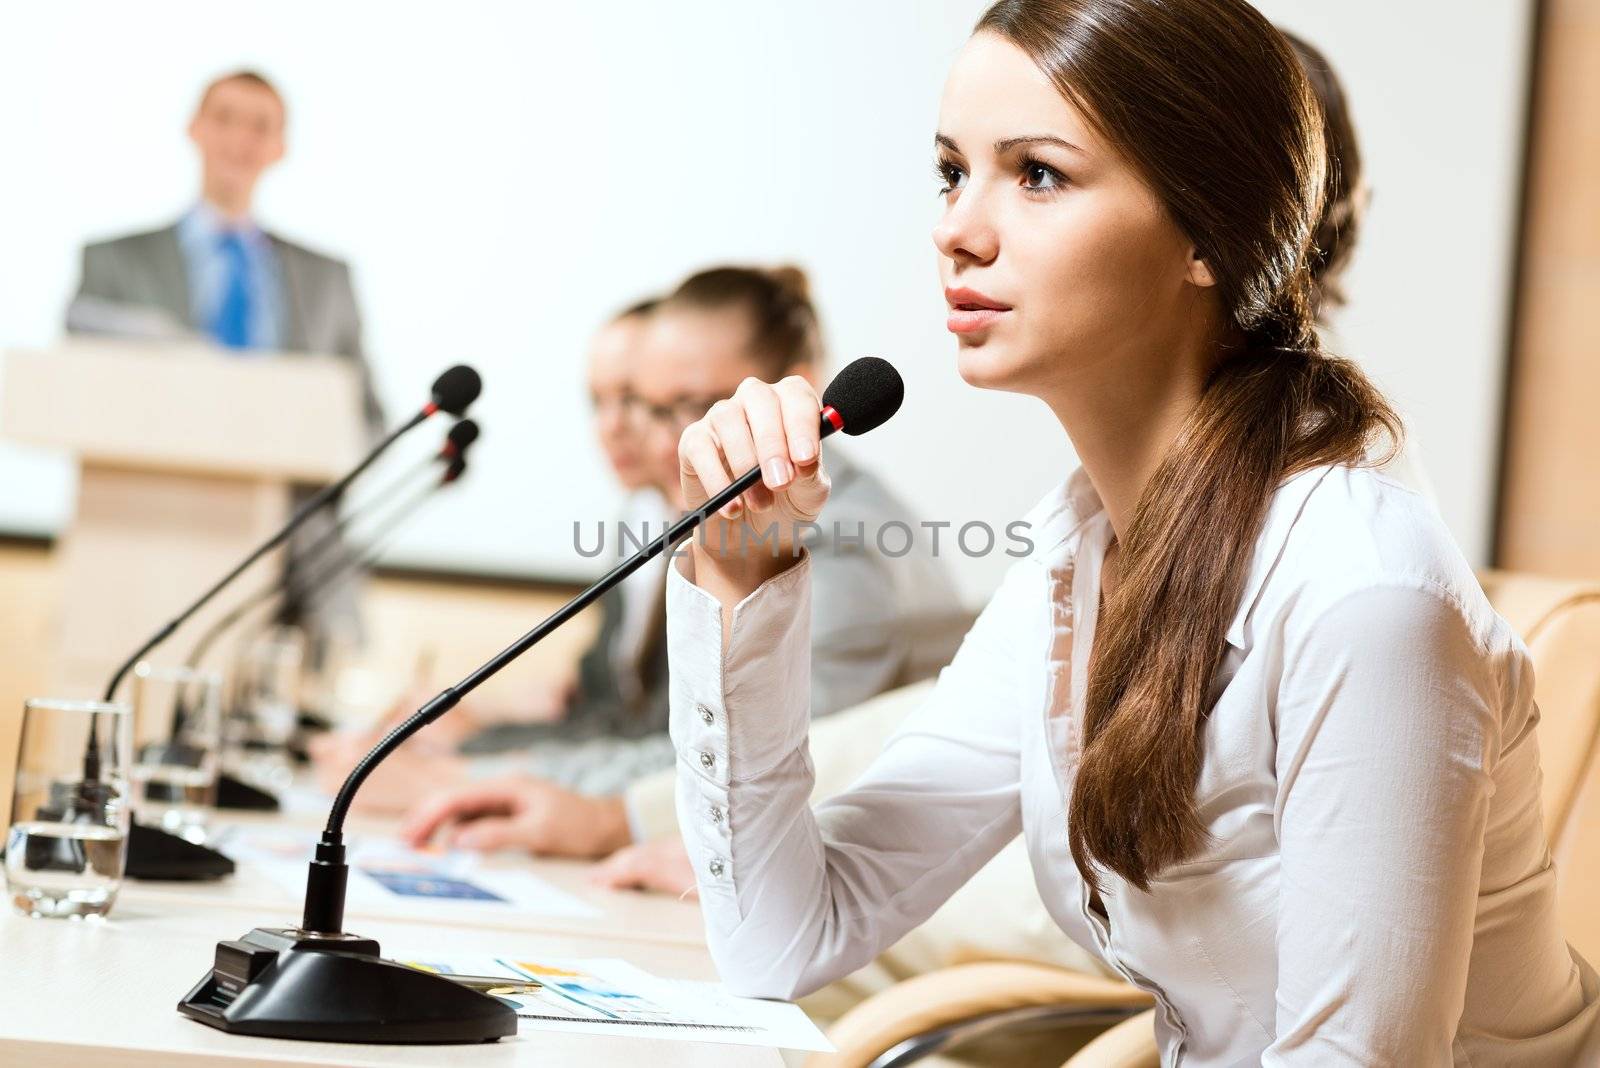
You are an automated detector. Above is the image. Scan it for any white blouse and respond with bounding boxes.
[665,463,1600,1066]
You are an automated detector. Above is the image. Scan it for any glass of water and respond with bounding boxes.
[224,626,306,795]
[5,698,132,919]
[130,663,223,842]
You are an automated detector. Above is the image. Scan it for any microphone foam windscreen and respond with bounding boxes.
[822,356,904,436]
[447,419,480,452]
[432,365,483,416]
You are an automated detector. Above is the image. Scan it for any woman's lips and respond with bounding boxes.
[947,307,1008,333]
[945,288,1012,334]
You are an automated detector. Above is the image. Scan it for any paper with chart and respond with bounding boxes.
[211,824,600,920]
[396,955,833,1051]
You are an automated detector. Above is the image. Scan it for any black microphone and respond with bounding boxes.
[442,417,479,457]
[175,356,903,1045]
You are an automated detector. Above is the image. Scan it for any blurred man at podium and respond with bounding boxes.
[65,68,382,651]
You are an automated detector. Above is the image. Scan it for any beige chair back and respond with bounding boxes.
[1479,571,1600,964]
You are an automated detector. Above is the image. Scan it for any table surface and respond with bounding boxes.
[2,810,786,1067]
[120,811,710,949]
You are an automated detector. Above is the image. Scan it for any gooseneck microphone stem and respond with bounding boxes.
[216,468,460,694]
[179,452,443,674]
[304,406,847,935]
[100,406,432,706]
[179,420,478,678]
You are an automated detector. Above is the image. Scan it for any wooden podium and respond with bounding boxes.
[0,342,364,700]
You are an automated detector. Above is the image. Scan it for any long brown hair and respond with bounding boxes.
[976,0,1400,891]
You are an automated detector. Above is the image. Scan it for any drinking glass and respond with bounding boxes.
[5,698,132,919]
[224,626,307,794]
[129,663,223,842]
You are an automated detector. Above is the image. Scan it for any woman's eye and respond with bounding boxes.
[935,160,966,196]
[1023,161,1063,191]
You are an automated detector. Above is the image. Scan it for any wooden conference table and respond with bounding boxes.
[0,809,786,1067]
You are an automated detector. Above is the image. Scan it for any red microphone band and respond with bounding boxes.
[821,405,844,434]
[422,401,440,417]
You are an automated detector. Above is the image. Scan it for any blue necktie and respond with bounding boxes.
[212,232,254,349]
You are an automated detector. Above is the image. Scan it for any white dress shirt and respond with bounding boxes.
[666,462,1599,1066]
[174,201,286,350]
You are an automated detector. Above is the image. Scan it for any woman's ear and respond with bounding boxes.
[1185,247,1218,288]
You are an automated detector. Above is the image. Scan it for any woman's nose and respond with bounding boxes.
[932,188,999,266]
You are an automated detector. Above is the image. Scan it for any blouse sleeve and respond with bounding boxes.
[1265,582,1501,1065]
[666,547,1034,1000]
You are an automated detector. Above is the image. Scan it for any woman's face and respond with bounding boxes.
[632,305,773,509]
[932,32,1216,401]
[587,316,651,491]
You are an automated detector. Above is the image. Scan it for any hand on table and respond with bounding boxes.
[307,729,467,815]
[589,837,699,899]
[398,775,631,860]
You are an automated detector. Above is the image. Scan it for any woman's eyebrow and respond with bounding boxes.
[994,134,1085,155]
[934,133,962,154]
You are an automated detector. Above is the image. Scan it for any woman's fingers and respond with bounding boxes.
[676,375,833,560]
[775,375,823,467]
[398,781,517,847]
[450,816,521,853]
[588,840,699,897]
[706,399,772,513]
[736,377,796,495]
[678,420,737,517]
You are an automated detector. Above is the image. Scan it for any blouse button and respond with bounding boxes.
[708,857,725,878]
[699,750,716,770]
[698,705,714,725]
[709,805,724,825]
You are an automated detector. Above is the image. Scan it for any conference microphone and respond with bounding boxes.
[72,368,480,880]
[176,356,903,1045]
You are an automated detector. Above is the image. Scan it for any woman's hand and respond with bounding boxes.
[308,730,467,815]
[678,375,832,610]
[589,837,699,899]
[397,775,631,859]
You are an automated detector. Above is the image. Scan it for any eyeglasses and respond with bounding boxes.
[588,390,636,420]
[619,394,724,434]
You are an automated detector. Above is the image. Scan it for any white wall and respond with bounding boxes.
[0,1,1532,605]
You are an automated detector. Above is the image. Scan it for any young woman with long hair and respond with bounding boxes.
[663,2,1599,1062]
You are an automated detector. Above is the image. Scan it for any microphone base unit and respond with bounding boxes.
[214,772,281,812]
[126,821,236,881]
[177,925,517,1044]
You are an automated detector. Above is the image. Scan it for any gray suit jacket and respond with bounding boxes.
[69,222,385,647]
[71,223,383,429]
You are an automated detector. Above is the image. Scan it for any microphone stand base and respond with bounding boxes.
[215,773,281,812]
[177,926,517,1044]
[127,821,236,881]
